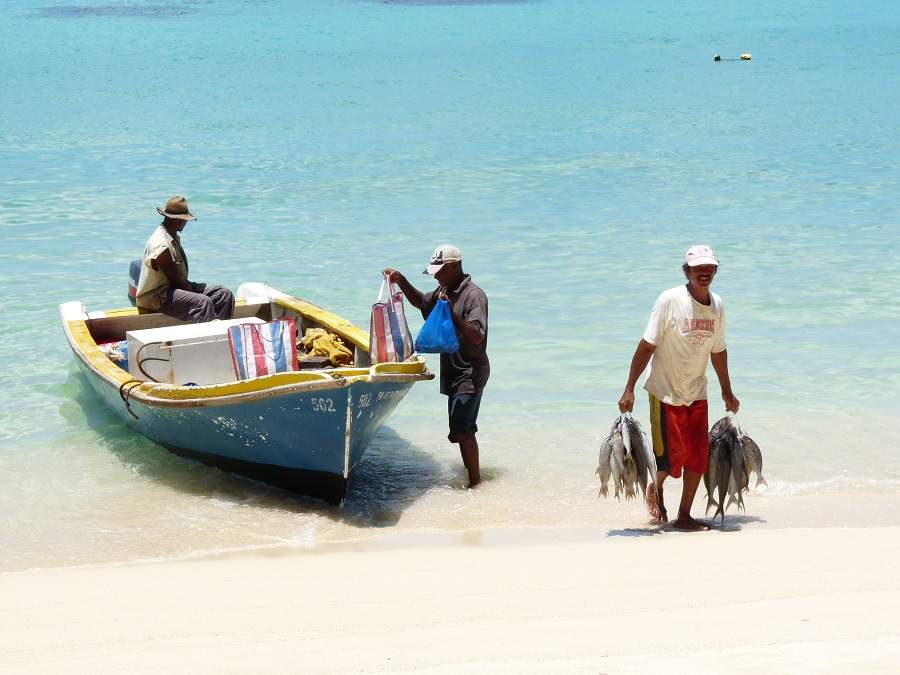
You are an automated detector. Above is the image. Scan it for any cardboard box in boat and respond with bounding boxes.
[126,317,264,385]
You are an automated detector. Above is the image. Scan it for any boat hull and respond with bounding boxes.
[76,358,415,503]
[61,287,432,504]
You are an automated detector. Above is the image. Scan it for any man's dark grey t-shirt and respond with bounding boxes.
[421,275,490,397]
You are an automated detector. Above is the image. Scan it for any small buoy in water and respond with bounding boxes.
[740,53,752,60]
[713,53,721,61]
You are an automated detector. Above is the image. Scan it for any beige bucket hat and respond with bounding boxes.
[156,195,196,221]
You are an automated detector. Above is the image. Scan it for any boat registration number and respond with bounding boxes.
[310,397,336,413]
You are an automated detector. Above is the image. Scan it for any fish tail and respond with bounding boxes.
[756,476,768,488]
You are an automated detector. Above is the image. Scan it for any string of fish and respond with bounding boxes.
[704,414,768,523]
[596,413,658,503]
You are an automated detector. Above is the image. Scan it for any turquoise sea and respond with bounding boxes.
[1,0,899,571]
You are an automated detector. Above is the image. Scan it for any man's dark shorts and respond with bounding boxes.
[447,391,483,443]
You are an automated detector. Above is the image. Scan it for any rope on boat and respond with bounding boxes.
[135,341,167,383]
[118,379,144,420]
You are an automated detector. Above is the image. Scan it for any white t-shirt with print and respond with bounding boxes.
[642,285,727,406]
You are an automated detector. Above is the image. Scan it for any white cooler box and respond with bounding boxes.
[127,317,264,385]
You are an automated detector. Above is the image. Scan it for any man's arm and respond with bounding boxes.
[618,339,656,412]
[710,349,740,413]
[383,269,424,310]
[441,290,484,349]
[153,248,191,291]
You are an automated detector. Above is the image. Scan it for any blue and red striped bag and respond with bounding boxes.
[228,319,298,380]
[370,277,413,363]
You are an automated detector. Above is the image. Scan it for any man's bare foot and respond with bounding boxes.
[671,514,710,531]
[646,484,668,524]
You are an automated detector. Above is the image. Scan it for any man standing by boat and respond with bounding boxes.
[618,245,739,530]
[384,245,490,488]
[135,196,234,323]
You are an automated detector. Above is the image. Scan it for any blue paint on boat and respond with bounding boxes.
[60,288,434,504]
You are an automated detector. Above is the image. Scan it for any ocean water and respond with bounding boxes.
[1,0,899,571]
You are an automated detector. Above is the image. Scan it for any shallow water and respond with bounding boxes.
[1,0,899,571]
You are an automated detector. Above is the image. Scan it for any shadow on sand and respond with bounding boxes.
[606,513,767,537]
[709,513,767,531]
[60,368,444,528]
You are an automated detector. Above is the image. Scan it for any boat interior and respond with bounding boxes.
[83,296,373,386]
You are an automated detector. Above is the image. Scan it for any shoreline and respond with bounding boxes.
[3,522,900,673]
[4,490,900,576]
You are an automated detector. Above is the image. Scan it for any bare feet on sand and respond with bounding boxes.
[671,514,710,531]
[646,484,668,524]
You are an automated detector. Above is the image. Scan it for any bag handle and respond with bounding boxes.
[245,319,292,344]
[376,273,402,303]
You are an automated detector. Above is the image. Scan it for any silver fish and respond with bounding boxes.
[610,428,625,500]
[620,418,637,499]
[728,429,745,512]
[596,435,613,498]
[705,437,723,515]
[741,434,768,489]
[726,472,744,512]
[626,418,648,501]
[714,439,731,523]
[709,415,734,441]
[621,417,632,458]
[609,414,623,436]
[622,459,637,500]
[640,427,659,497]
[740,456,751,494]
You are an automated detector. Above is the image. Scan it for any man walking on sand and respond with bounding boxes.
[384,245,489,488]
[618,245,739,531]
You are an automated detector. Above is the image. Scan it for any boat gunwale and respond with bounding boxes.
[60,293,432,410]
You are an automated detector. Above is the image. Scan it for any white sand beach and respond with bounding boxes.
[4,494,900,675]
[5,1,900,673]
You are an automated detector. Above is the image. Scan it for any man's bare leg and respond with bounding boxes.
[672,469,709,531]
[647,471,668,523]
[458,435,481,488]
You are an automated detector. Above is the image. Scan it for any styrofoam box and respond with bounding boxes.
[127,317,264,385]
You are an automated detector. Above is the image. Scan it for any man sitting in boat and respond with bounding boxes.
[135,195,234,323]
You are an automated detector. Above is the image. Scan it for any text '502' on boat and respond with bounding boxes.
[59,280,433,504]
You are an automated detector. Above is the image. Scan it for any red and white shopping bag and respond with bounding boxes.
[370,277,413,363]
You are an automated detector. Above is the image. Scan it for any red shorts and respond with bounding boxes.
[648,394,709,478]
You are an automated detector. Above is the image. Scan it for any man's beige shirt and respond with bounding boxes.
[135,225,188,310]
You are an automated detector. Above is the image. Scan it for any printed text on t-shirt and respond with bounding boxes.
[682,318,715,333]
[680,318,715,345]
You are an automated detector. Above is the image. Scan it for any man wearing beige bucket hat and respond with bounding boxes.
[135,195,234,323]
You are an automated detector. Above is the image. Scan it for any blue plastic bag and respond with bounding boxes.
[415,299,460,354]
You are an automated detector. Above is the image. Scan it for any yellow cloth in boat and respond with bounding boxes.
[300,328,353,366]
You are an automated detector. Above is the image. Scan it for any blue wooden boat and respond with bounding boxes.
[59,283,433,503]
